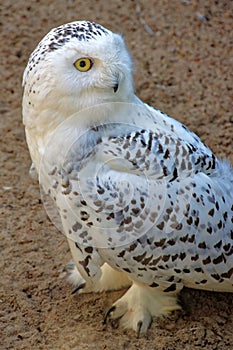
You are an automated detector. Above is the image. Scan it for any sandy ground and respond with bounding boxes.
[1,1,233,349]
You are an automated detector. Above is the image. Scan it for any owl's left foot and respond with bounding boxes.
[104,282,181,335]
[63,262,131,293]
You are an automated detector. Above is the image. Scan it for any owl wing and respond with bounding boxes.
[38,104,232,287]
[39,103,218,248]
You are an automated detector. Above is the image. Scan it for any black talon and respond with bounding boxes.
[71,282,86,294]
[137,320,143,338]
[103,305,116,324]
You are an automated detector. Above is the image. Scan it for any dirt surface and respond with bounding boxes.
[1,1,233,349]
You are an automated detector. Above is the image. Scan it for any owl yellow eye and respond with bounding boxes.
[74,58,93,72]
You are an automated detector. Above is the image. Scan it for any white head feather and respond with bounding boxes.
[22,21,136,168]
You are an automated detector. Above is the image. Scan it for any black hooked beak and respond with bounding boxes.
[113,82,119,93]
[113,74,119,93]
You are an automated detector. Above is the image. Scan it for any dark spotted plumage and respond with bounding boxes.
[42,115,233,293]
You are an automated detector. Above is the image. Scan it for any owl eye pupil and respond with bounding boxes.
[79,60,86,67]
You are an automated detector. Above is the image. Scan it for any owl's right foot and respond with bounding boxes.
[104,282,181,335]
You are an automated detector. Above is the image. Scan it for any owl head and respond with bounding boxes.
[22,21,134,128]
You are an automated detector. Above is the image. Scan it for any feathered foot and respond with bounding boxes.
[104,282,181,335]
[63,262,131,293]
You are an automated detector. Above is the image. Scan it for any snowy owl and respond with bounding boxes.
[22,21,233,334]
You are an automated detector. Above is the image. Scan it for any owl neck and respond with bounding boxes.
[23,90,140,172]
